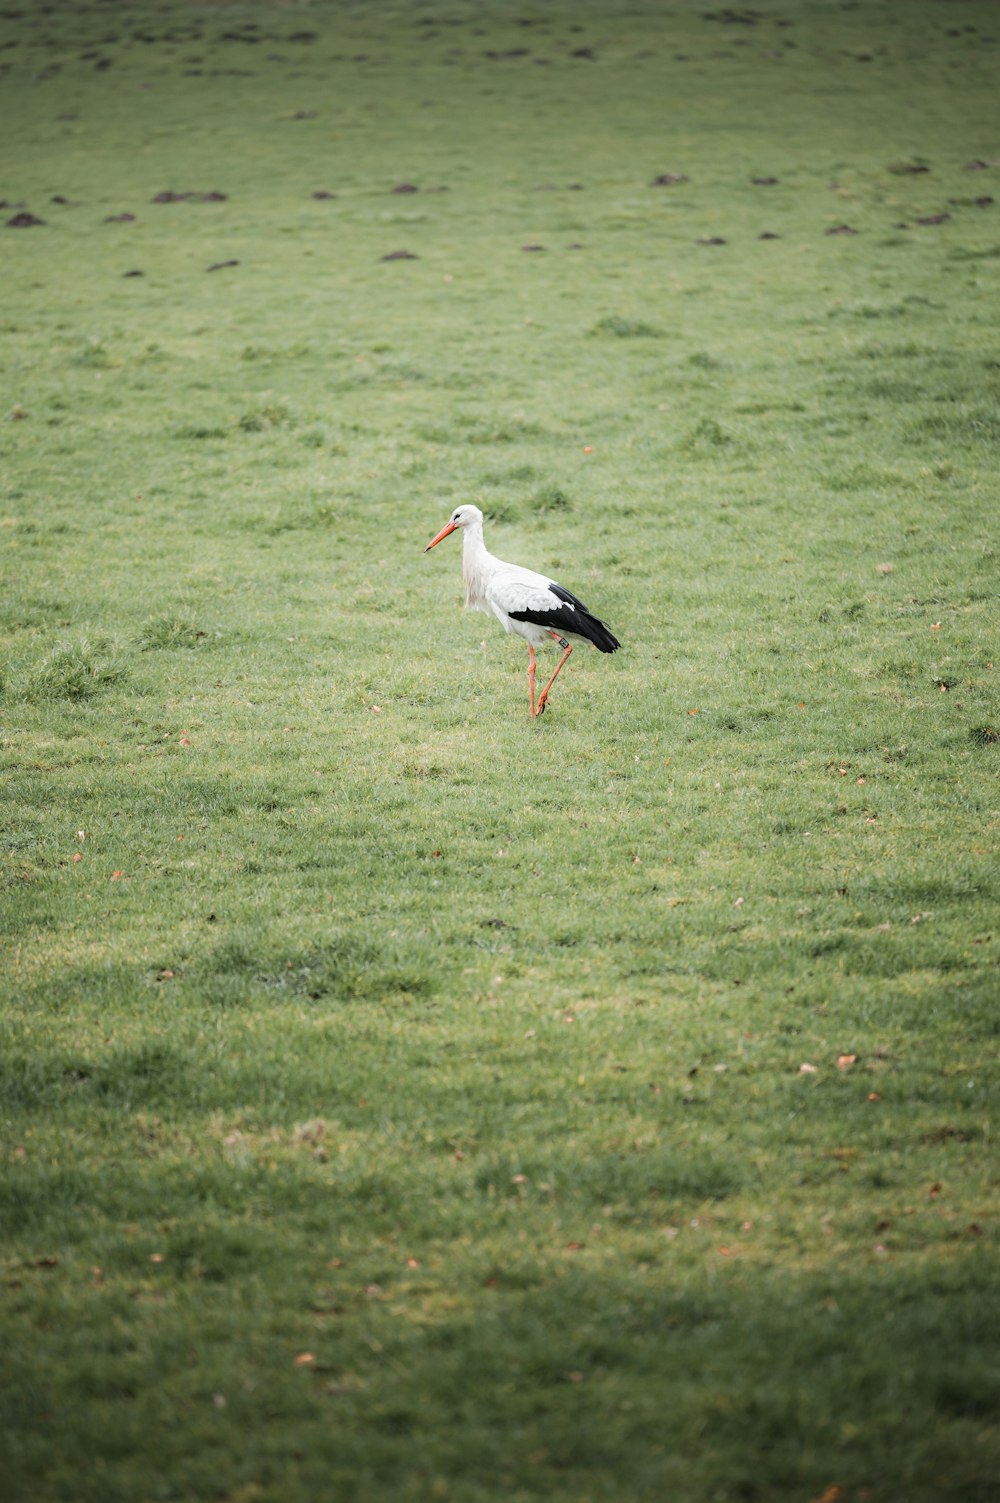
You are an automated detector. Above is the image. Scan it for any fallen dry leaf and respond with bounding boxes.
[293,1352,316,1367]
[836,1053,858,1070]
[799,1062,819,1074]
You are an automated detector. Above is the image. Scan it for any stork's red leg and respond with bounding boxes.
[527,644,537,717]
[534,639,573,716]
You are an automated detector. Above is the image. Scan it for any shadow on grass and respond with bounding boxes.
[194,930,436,1007]
[1,1234,995,1502]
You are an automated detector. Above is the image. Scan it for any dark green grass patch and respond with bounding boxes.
[1,1,999,1499]
[14,638,131,702]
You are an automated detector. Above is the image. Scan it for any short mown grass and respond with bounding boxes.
[1,2,998,1500]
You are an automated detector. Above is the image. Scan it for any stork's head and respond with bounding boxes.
[424,504,484,551]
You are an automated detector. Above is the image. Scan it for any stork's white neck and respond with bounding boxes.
[461,516,497,613]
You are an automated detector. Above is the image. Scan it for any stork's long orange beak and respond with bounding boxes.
[424,520,458,552]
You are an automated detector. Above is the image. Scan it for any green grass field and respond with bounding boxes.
[2,2,998,1499]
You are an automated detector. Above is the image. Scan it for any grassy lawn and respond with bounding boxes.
[1,2,998,1499]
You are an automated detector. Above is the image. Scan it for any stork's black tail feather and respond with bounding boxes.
[575,610,620,654]
[549,583,620,653]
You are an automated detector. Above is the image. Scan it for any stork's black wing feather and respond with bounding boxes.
[508,583,620,653]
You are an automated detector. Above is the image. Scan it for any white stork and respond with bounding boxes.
[424,503,620,717]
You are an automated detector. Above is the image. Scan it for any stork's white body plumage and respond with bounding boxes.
[424,504,620,716]
[461,530,577,646]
